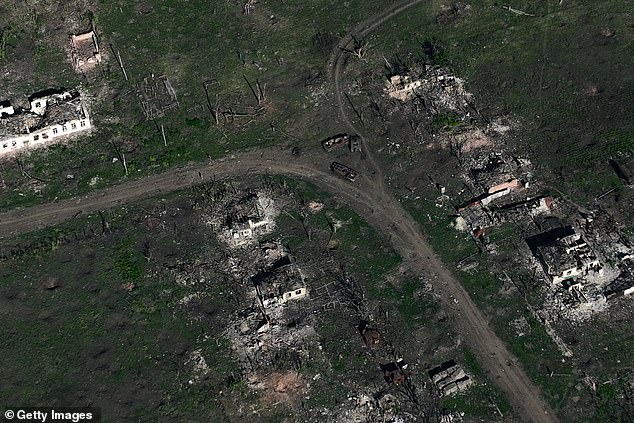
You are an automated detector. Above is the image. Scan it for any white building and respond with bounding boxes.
[0,89,91,157]
[0,103,15,117]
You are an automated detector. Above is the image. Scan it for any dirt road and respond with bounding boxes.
[0,1,559,422]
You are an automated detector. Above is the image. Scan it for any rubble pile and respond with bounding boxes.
[204,190,280,248]
[530,227,602,286]
[448,127,495,154]
[428,360,473,397]
[441,110,633,321]
[462,152,531,196]
[386,65,473,115]
[69,30,102,73]
[454,151,546,237]
[528,212,633,321]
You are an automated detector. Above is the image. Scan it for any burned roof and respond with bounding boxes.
[37,101,86,129]
[526,226,576,251]
[535,243,580,274]
[250,255,293,286]
[428,359,457,379]
[28,88,74,102]
[469,153,517,182]
[0,90,87,142]
[0,112,40,139]
[604,276,634,299]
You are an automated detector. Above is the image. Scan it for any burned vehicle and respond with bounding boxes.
[330,161,358,182]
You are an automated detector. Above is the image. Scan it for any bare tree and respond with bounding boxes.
[350,36,368,59]
[242,0,256,15]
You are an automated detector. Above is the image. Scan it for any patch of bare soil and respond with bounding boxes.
[255,371,309,405]
[436,127,495,154]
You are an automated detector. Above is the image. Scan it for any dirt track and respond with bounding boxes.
[0,1,559,422]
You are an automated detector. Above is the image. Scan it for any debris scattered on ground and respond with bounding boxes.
[204,190,280,248]
[429,360,473,396]
[69,30,102,73]
[185,349,210,385]
[306,201,325,213]
[386,65,473,115]
[138,74,179,119]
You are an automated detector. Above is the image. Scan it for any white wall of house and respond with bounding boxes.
[30,92,73,116]
[0,105,15,117]
[552,267,581,284]
[281,287,307,303]
[0,116,91,157]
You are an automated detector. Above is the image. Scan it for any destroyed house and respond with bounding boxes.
[603,275,634,300]
[222,193,272,245]
[0,101,14,117]
[387,65,473,113]
[361,327,381,347]
[468,153,522,192]
[251,254,293,286]
[70,30,102,73]
[381,360,407,384]
[252,255,307,305]
[428,360,472,397]
[214,191,278,249]
[457,154,527,212]
[0,89,91,157]
[528,227,601,285]
[386,74,423,101]
[139,75,178,119]
[493,196,553,217]
[460,196,554,225]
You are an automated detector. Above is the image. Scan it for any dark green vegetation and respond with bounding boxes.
[0,196,240,421]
